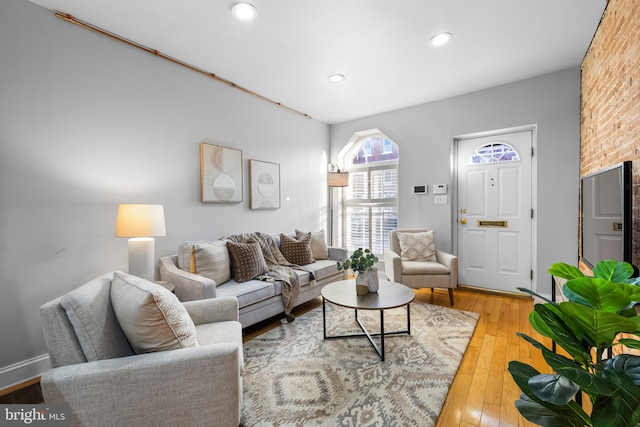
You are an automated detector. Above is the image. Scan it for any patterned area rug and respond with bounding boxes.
[241,301,479,426]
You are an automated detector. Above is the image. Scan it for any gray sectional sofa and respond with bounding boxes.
[160,231,347,327]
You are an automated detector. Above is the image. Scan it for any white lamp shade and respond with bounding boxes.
[328,171,349,187]
[115,204,166,237]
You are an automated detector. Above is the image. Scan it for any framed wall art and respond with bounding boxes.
[200,142,243,203]
[249,160,280,209]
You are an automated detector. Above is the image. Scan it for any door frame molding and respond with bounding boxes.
[451,124,538,287]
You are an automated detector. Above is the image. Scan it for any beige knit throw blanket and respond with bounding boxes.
[224,232,316,317]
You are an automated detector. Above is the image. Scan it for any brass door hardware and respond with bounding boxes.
[477,220,508,228]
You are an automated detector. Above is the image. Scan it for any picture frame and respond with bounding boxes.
[249,159,281,209]
[200,142,243,203]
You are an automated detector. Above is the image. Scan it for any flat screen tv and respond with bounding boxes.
[580,161,632,269]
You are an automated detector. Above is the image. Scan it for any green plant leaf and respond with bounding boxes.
[591,369,640,427]
[564,278,632,312]
[548,263,586,280]
[593,260,635,283]
[558,302,640,349]
[604,354,640,385]
[529,305,592,365]
[626,277,640,286]
[514,394,588,427]
[517,333,586,371]
[528,374,579,405]
[508,362,590,425]
[517,333,615,395]
[517,287,557,304]
[508,361,542,402]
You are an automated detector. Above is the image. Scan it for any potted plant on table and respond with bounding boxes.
[507,259,640,427]
[336,248,379,295]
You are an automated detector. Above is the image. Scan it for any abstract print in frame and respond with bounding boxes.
[249,160,280,209]
[200,143,243,203]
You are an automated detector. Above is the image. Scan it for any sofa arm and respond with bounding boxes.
[436,250,458,289]
[41,344,242,427]
[159,256,217,301]
[328,246,348,261]
[384,248,402,283]
[182,297,239,324]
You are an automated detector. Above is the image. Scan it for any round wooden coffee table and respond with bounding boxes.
[320,279,415,361]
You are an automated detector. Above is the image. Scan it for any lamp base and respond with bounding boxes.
[128,237,155,281]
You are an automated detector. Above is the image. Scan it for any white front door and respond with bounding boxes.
[456,130,533,293]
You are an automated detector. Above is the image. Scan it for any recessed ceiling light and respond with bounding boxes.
[428,32,453,47]
[328,74,345,83]
[232,2,258,21]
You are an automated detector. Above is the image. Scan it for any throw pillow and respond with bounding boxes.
[397,230,437,262]
[226,241,269,283]
[110,271,199,354]
[281,232,315,265]
[177,241,203,272]
[192,241,231,286]
[296,229,329,260]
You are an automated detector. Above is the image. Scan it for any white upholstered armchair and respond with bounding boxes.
[39,272,243,427]
[384,229,458,305]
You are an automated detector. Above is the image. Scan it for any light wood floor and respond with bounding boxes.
[243,287,550,427]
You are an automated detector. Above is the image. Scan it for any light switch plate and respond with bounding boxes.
[434,195,448,204]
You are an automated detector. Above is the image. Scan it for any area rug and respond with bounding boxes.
[240,301,479,426]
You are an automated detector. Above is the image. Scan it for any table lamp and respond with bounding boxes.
[115,204,166,281]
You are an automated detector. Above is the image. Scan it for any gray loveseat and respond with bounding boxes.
[160,231,347,327]
[40,272,243,427]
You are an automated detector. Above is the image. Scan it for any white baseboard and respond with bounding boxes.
[0,354,50,391]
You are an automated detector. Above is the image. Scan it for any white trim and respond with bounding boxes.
[0,354,50,391]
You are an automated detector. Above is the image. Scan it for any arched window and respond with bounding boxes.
[339,133,399,255]
[469,142,520,164]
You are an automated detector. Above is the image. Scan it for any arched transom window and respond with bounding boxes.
[470,142,520,164]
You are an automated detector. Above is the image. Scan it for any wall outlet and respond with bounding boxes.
[434,195,448,204]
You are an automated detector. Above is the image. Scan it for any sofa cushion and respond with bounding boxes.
[302,259,341,281]
[192,241,231,286]
[296,229,329,260]
[60,275,134,362]
[110,272,199,354]
[215,279,275,308]
[397,230,437,262]
[281,233,315,265]
[226,241,269,283]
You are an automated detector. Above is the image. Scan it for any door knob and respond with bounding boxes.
[460,218,467,225]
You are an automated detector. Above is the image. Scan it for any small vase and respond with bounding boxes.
[355,274,369,295]
[367,269,379,293]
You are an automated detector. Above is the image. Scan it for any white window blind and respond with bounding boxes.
[340,135,399,256]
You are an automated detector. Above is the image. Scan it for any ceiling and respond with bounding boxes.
[28,0,606,124]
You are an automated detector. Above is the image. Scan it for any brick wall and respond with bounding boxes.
[581,0,640,268]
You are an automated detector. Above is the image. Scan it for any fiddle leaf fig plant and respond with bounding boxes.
[336,248,378,276]
[508,259,640,427]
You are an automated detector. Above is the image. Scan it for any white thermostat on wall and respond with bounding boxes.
[433,184,448,194]
[413,185,428,195]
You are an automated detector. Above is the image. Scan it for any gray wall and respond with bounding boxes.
[0,0,329,386]
[330,68,581,296]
